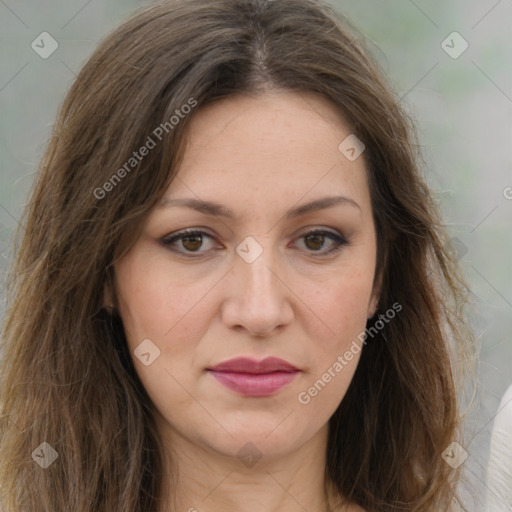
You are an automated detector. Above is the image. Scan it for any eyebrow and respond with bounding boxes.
[157,195,361,219]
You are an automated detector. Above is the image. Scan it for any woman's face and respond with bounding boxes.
[113,91,379,462]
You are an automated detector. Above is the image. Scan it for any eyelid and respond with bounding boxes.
[160,227,349,257]
[292,228,348,255]
[160,228,219,252]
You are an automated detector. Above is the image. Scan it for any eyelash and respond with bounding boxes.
[160,228,348,258]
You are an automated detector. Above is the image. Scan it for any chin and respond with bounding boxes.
[202,417,317,461]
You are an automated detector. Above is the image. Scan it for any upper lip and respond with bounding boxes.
[207,357,299,374]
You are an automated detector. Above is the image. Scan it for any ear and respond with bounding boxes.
[367,271,382,318]
[367,293,379,319]
[103,281,115,310]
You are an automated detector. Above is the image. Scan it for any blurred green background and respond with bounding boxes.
[0,1,511,510]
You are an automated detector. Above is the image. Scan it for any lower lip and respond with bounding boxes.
[208,370,299,397]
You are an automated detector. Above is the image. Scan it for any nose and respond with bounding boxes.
[221,240,294,338]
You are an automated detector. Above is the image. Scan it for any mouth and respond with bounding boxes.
[206,356,300,397]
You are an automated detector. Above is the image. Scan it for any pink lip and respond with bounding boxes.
[207,357,300,397]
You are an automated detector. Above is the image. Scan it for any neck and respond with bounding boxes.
[156,420,348,512]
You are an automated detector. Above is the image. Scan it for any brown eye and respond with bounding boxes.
[161,229,217,255]
[161,228,348,258]
[295,229,348,256]
[304,232,325,251]
[181,234,203,252]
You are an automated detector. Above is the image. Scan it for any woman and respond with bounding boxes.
[0,0,477,510]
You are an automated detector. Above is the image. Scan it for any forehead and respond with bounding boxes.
[180,90,354,161]
[162,91,371,219]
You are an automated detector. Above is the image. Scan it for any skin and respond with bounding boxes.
[111,90,378,512]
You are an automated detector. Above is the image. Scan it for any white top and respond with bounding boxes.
[486,384,512,512]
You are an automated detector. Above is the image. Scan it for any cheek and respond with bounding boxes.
[114,252,212,347]
[293,265,373,407]
[295,277,370,412]
[113,254,209,412]
[300,266,375,343]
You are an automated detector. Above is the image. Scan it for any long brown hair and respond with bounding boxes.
[0,0,476,510]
